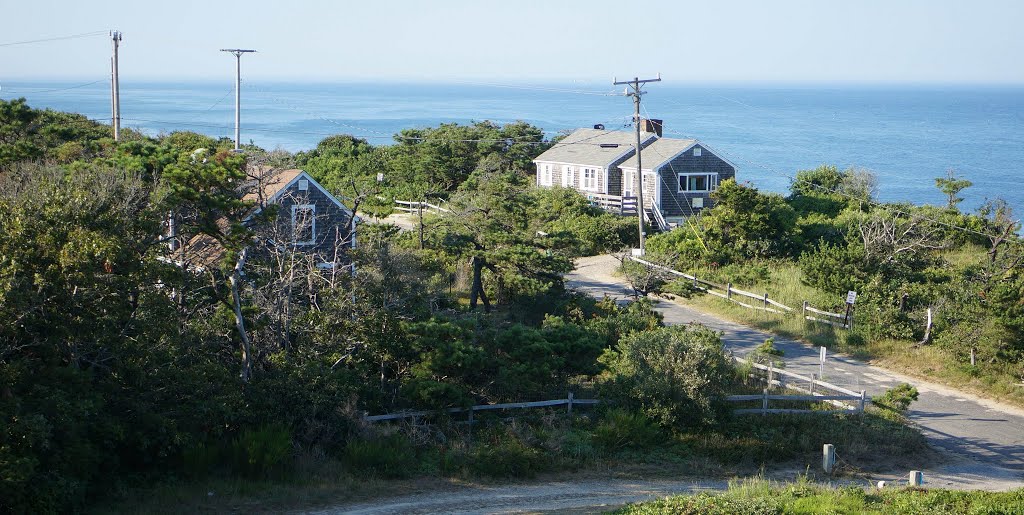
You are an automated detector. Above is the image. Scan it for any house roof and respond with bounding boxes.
[617,138,698,171]
[533,128,657,168]
[175,167,352,270]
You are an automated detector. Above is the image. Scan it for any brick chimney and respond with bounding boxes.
[639,118,663,137]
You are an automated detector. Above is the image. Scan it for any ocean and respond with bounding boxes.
[2,79,1022,214]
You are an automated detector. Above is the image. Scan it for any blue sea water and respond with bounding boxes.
[2,79,1023,214]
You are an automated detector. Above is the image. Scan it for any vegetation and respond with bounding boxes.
[642,166,1024,406]
[616,477,1024,514]
[0,99,963,512]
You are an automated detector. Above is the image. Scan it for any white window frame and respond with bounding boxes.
[623,169,635,197]
[677,173,719,193]
[562,165,575,188]
[581,167,599,191]
[693,147,702,157]
[291,204,316,246]
[539,164,553,186]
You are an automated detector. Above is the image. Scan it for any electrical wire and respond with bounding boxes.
[0,30,108,48]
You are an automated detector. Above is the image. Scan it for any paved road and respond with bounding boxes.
[569,254,1024,488]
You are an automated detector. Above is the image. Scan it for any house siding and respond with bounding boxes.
[658,145,735,217]
[271,180,354,262]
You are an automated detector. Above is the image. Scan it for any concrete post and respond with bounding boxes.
[909,470,923,487]
[823,444,835,474]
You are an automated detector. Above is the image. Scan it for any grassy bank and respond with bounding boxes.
[94,406,929,513]
[615,477,1024,514]
[662,261,1024,409]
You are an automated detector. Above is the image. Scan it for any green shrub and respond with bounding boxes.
[592,409,662,451]
[232,423,293,477]
[468,435,548,478]
[873,383,919,413]
[601,325,731,429]
[343,433,418,479]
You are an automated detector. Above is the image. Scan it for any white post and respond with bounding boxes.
[819,346,826,380]
[859,390,866,413]
[727,282,733,300]
[909,470,923,487]
[823,444,835,474]
[567,391,574,414]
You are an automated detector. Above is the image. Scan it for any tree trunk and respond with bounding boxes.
[230,248,254,382]
[469,255,491,313]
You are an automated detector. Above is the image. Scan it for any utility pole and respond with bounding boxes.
[614,74,660,254]
[220,48,256,151]
[110,30,122,141]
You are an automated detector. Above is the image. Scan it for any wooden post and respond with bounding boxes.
[909,470,923,487]
[803,300,808,320]
[762,388,769,415]
[727,282,733,300]
[693,275,698,288]
[823,444,835,474]
[763,293,769,310]
[809,374,816,395]
[567,391,574,414]
[971,347,976,366]
[859,390,866,413]
[468,406,474,425]
[767,361,774,388]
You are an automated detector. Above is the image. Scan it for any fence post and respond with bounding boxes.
[859,390,866,413]
[727,283,733,300]
[809,374,816,395]
[693,275,698,288]
[803,300,808,320]
[768,361,774,388]
[762,388,769,415]
[567,391,574,414]
[468,406,474,425]
[823,444,835,474]
[764,293,769,310]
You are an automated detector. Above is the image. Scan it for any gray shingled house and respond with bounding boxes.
[534,127,737,229]
[618,139,737,226]
[534,128,657,202]
[176,168,357,270]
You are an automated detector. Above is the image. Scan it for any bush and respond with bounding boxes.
[232,423,293,477]
[873,383,919,413]
[468,433,549,478]
[592,408,662,451]
[343,433,418,479]
[600,325,732,429]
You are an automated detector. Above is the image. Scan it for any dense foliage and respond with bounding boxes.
[645,166,1024,374]
[0,99,649,512]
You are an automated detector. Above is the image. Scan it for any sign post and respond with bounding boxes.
[844,291,857,329]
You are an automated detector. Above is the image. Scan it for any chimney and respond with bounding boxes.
[639,118,663,137]
[593,123,605,130]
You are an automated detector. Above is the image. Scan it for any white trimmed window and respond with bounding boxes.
[562,165,575,187]
[291,204,316,245]
[582,167,598,191]
[677,173,719,193]
[693,147,702,157]
[539,164,553,186]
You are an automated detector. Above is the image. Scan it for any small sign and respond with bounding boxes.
[846,291,857,305]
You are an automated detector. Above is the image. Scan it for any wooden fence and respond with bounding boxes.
[363,393,599,423]
[627,256,851,329]
[729,356,866,415]
[394,199,452,215]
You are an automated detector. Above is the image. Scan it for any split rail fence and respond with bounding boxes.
[728,356,866,415]
[627,256,851,329]
[362,394,599,424]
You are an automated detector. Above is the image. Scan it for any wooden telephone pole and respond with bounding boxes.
[614,74,660,253]
[110,30,122,141]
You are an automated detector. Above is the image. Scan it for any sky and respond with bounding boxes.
[2,0,1023,84]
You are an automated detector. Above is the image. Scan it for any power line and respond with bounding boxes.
[0,30,108,48]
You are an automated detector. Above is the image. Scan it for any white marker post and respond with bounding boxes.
[819,346,827,380]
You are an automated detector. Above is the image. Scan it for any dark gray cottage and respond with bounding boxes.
[178,168,356,270]
[534,127,737,228]
[618,138,737,224]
